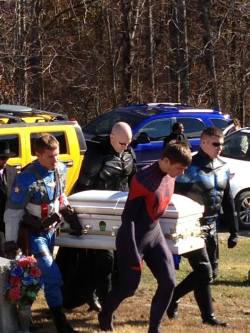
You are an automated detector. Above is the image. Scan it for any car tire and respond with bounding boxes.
[235,191,250,230]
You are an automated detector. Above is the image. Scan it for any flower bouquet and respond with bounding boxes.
[5,255,42,333]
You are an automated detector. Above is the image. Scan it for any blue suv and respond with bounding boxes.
[83,103,231,167]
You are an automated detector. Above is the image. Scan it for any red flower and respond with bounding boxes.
[9,287,21,301]
[10,276,22,287]
[26,256,37,266]
[18,257,30,268]
[30,267,41,278]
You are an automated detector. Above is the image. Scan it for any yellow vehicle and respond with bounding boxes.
[0,104,86,195]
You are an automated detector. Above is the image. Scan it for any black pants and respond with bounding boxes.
[205,231,219,279]
[89,249,114,304]
[171,233,218,320]
[56,247,114,308]
[102,224,175,332]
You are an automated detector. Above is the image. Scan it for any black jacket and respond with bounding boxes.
[75,135,136,192]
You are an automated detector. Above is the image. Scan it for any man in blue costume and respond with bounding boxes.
[167,127,239,327]
[4,134,81,333]
[98,141,192,333]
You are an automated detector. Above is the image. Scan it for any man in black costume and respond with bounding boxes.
[167,127,239,327]
[56,122,136,310]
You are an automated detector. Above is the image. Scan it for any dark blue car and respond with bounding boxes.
[83,103,231,167]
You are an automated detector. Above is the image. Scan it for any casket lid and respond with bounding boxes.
[68,190,204,219]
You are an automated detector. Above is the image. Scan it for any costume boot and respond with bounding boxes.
[50,307,78,333]
[166,271,196,319]
[194,285,228,327]
[98,311,114,331]
[166,299,180,319]
[87,291,102,312]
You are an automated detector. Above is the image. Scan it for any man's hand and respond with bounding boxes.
[228,234,239,248]
[60,205,83,236]
[4,241,20,259]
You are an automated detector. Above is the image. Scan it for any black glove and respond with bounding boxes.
[228,234,239,248]
[42,212,61,229]
[22,212,61,233]
[4,241,20,259]
[60,205,82,236]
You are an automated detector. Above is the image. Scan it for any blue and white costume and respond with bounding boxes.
[4,160,68,308]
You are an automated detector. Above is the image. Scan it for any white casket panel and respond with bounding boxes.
[56,190,205,255]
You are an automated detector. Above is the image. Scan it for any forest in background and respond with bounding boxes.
[0,0,249,126]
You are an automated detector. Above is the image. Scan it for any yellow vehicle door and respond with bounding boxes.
[24,124,85,195]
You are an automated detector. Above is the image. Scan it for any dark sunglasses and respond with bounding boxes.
[211,142,224,147]
[119,142,129,147]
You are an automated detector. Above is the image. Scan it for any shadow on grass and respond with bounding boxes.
[31,308,100,332]
[214,279,249,287]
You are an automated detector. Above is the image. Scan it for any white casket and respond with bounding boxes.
[56,190,205,255]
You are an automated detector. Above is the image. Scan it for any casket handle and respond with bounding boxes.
[82,224,92,234]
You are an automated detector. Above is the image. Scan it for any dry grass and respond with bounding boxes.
[32,235,250,333]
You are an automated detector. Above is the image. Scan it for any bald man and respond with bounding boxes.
[56,122,137,311]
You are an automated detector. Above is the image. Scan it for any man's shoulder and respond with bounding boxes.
[86,136,111,156]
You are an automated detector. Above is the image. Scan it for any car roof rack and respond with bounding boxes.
[0,104,68,121]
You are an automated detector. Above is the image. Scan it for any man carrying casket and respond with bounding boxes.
[168,127,239,327]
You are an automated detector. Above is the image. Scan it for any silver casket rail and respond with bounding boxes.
[55,190,205,255]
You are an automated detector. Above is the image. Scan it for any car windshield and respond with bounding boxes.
[221,130,250,161]
[83,111,146,135]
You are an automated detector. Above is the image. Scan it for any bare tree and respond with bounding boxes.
[199,0,219,108]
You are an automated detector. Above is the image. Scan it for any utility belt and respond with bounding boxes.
[200,215,217,236]
[21,211,62,234]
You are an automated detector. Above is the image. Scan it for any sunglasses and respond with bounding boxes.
[119,142,129,147]
[211,142,224,147]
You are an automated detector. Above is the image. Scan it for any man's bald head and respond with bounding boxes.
[110,122,132,153]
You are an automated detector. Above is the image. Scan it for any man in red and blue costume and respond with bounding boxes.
[98,141,192,333]
[4,134,81,333]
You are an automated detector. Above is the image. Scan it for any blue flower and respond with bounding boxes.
[11,265,24,277]
[22,276,34,286]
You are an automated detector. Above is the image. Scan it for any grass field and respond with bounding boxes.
[32,235,250,333]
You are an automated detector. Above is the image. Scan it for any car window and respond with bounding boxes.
[30,132,67,155]
[222,132,250,160]
[0,135,19,157]
[210,118,229,130]
[137,118,172,141]
[84,111,145,135]
[177,118,205,138]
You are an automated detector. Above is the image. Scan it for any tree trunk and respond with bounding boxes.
[199,0,219,108]
[169,0,189,103]
[14,0,28,104]
[29,0,43,108]
[147,0,155,101]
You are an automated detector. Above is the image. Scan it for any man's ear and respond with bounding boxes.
[162,157,170,165]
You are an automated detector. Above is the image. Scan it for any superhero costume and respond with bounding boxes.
[168,149,238,324]
[4,160,77,333]
[99,162,176,333]
[57,135,136,308]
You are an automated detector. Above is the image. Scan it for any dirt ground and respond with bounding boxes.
[31,234,250,333]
